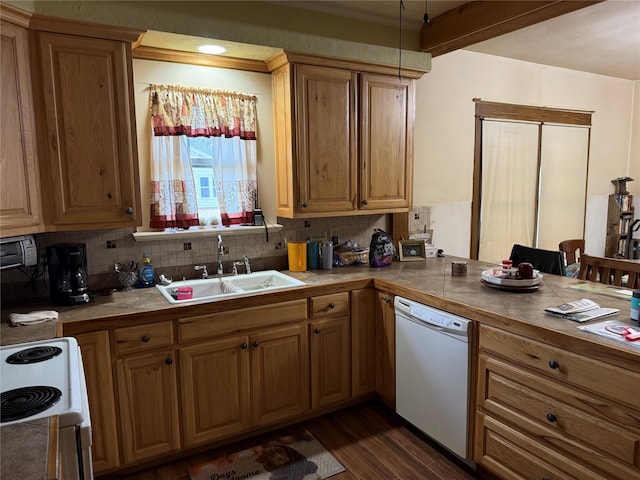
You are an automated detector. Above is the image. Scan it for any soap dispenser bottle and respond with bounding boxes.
[138,253,155,288]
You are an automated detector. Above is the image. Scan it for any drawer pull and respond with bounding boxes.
[384,297,391,304]
[546,413,557,423]
[253,340,260,348]
[548,360,559,369]
[314,328,321,334]
[241,343,248,349]
[141,335,150,343]
[328,303,335,309]
[165,358,173,365]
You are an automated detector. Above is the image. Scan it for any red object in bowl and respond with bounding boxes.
[177,287,193,300]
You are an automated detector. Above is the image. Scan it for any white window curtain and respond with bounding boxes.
[537,124,589,250]
[479,120,539,263]
[149,84,258,228]
[149,134,199,229]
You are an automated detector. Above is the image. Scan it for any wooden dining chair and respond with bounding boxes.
[559,239,585,265]
[578,254,640,289]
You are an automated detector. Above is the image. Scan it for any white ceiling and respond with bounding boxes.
[141,1,640,80]
[302,0,640,80]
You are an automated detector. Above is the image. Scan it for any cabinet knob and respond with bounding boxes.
[126,207,134,215]
[253,340,260,348]
[314,328,321,334]
[241,342,248,349]
[328,303,335,309]
[301,201,308,208]
[165,358,173,365]
[107,192,113,199]
[548,360,559,369]
[362,199,368,205]
[141,335,150,343]
[546,413,557,423]
[385,297,391,304]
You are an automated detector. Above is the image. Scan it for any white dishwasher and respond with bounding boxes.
[395,296,471,459]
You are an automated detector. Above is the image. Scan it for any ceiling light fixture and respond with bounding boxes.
[197,44,226,55]
[424,0,430,24]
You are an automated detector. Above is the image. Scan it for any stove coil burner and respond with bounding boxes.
[1,386,62,423]
[5,346,63,364]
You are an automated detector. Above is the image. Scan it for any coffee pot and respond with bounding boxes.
[47,243,92,305]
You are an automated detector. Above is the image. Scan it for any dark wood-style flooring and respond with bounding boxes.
[109,401,480,480]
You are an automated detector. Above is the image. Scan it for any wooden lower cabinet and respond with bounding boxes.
[375,291,395,408]
[251,323,310,426]
[116,349,181,464]
[474,325,640,480]
[350,289,376,398]
[180,335,251,448]
[75,331,120,473]
[310,316,351,409]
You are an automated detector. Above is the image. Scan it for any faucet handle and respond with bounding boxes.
[194,265,208,279]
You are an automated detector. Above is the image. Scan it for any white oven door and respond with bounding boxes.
[59,347,94,480]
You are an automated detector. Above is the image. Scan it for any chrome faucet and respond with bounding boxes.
[243,254,251,274]
[194,265,208,279]
[217,235,224,275]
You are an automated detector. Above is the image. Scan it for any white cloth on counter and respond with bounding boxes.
[8,310,59,326]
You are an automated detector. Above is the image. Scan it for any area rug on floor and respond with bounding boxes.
[187,431,345,480]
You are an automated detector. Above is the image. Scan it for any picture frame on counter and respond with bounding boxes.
[398,240,427,262]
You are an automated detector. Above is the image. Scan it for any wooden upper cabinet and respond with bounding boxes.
[32,30,142,230]
[295,65,358,214]
[0,17,43,236]
[359,73,414,211]
[270,52,423,219]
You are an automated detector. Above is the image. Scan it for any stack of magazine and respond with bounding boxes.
[545,298,619,323]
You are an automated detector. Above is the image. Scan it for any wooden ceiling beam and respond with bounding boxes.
[420,1,602,57]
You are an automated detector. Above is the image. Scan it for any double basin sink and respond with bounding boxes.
[156,270,305,304]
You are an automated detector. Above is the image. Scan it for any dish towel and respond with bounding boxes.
[9,310,59,326]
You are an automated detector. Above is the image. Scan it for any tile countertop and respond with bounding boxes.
[2,254,638,361]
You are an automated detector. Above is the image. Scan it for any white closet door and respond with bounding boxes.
[479,120,539,264]
[537,124,589,251]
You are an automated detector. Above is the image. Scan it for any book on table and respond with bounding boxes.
[545,298,619,323]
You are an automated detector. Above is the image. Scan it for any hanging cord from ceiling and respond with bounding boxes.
[398,0,405,79]
[424,0,430,24]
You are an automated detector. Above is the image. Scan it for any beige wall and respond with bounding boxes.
[414,49,639,257]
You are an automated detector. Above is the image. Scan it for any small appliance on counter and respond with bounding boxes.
[47,243,92,306]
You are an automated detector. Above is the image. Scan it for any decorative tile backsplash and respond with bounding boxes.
[1,215,390,301]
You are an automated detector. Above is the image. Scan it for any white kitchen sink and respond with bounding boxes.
[155,270,305,304]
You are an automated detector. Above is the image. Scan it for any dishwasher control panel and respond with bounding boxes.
[395,297,470,333]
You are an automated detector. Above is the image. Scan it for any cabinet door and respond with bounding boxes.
[360,74,413,211]
[310,316,351,409]
[75,331,120,473]
[351,288,377,397]
[375,291,395,408]
[180,335,251,447]
[251,323,309,426]
[0,20,43,235]
[34,32,140,229]
[294,64,357,214]
[116,350,180,464]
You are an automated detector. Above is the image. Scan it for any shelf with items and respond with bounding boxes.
[605,193,634,258]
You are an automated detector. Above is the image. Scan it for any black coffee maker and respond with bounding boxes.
[47,243,92,305]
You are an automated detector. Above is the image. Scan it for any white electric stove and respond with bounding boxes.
[0,337,93,480]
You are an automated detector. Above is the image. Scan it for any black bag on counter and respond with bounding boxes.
[369,229,394,267]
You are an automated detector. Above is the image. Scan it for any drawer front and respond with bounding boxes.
[114,321,174,356]
[475,413,609,480]
[478,355,640,477]
[309,292,349,318]
[178,299,307,343]
[479,325,640,408]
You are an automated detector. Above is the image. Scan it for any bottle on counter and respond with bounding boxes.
[631,289,640,323]
[138,253,155,288]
